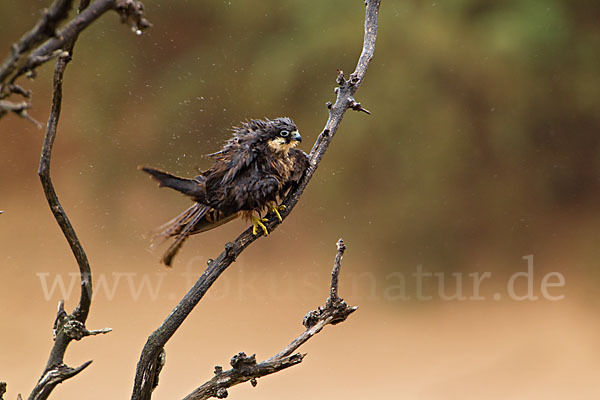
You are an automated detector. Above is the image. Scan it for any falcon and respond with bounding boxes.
[141,117,309,266]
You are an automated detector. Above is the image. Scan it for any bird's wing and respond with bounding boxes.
[253,175,281,202]
[289,149,310,182]
[221,148,258,185]
[206,137,259,186]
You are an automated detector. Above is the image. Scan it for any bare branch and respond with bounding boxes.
[0,0,73,87]
[0,99,30,113]
[0,1,154,397]
[30,361,93,400]
[183,239,357,400]
[131,3,380,398]
[0,100,42,127]
[183,353,304,400]
[329,238,346,300]
[28,48,93,400]
[0,0,151,122]
[0,382,6,400]
[38,50,92,322]
[12,0,150,83]
[26,1,148,395]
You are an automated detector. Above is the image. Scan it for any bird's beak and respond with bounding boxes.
[290,131,302,143]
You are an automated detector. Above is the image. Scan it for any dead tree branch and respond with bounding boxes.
[0,0,151,125]
[25,1,150,399]
[0,99,41,127]
[182,239,357,400]
[29,48,97,400]
[131,1,380,399]
[0,0,73,85]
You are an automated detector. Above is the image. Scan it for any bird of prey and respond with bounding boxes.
[141,117,309,266]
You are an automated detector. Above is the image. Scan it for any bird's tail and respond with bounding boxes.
[140,166,206,202]
[151,203,209,267]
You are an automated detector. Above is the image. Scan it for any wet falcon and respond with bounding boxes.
[141,117,309,266]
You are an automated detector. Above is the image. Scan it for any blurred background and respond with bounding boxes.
[1,0,600,398]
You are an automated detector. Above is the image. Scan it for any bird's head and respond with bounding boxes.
[247,117,302,155]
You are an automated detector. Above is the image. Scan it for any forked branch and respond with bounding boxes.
[182,239,356,400]
[0,0,151,124]
[131,1,380,399]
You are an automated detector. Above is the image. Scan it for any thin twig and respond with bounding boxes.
[12,0,150,84]
[330,238,346,300]
[32,361,93,400]
[182,240,357,400]
[0,0,151,123]
[131,1,380,398]
[0,99,42,127]
[0,0,73,88]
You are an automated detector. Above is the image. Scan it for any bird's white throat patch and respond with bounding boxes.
[268,137,298,154]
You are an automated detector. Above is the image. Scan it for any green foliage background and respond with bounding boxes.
[2,0,599,277]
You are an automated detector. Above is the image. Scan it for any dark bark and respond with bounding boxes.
[29,45,106,400]
[131,1,381,399]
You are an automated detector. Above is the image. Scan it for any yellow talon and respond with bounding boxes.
[269,205,286,222]
[251,215,269,236]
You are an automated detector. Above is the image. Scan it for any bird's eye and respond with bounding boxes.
[280,130,289,137]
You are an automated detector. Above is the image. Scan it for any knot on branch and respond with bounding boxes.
[328,71,370,116]
[336,70,345,85]
[230,352,256,370]
[336,70,361,89]
[52,300,112,341]
[53,300,68,339]
[348,98,371,114]
[148,349,166,391]
[116,0,152,33]
[215,388,228,399]
[348,72,361,86]
[63,319,86,340]
[224,242,240,261]
[326,297,357,326]
[302,299,357,329]
[302,309,321,329]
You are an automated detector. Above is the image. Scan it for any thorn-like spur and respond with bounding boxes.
[349,99,371,115]
[251,215,269,236]
[269,204,286,222]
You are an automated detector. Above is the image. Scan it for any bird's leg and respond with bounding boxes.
[269,204,286,222]
[251,214,269,236]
